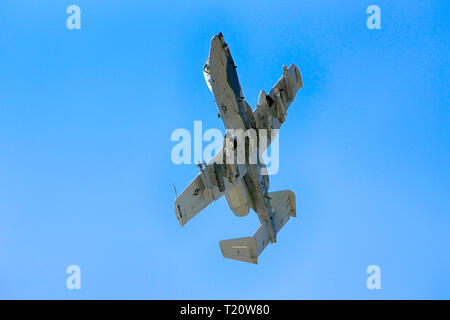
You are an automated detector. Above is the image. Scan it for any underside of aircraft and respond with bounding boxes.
[175,33,303,264]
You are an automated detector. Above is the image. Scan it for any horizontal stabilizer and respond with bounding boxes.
[219,237,258,264]
[219,190,296,264]
[269,190,296,233]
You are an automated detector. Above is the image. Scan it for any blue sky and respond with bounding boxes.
[0,1,448,299]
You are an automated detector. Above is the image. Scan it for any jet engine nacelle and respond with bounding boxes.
[225,180,252,217]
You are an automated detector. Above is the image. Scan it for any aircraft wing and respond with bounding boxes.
[204,34,254,130]
[174,148,248,226]
[253,64,303,148]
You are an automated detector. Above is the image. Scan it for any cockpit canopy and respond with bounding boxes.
[203,57,213,93]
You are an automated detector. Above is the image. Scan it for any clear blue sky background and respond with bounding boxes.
[0,1,448,299]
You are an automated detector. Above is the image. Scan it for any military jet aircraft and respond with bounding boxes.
[174,33,303,264]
